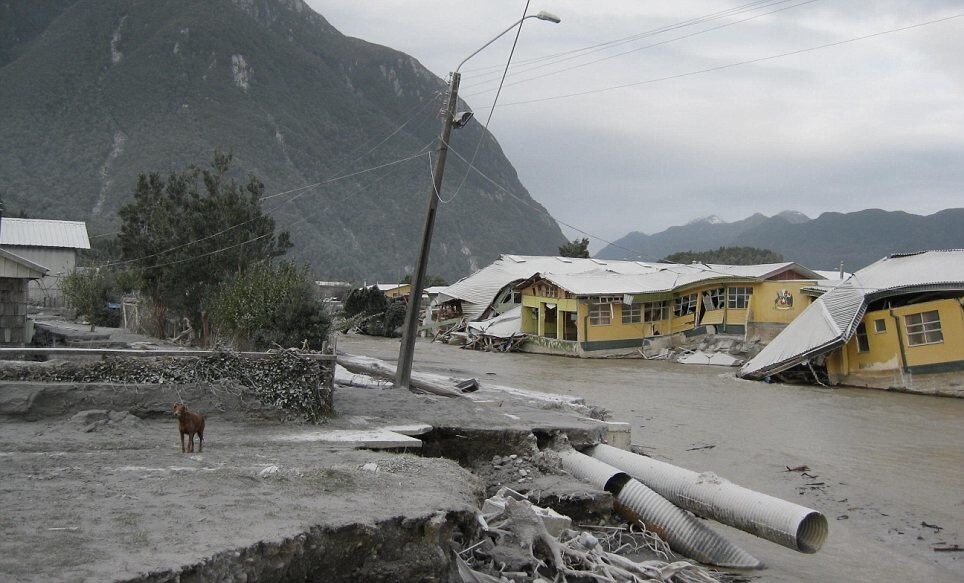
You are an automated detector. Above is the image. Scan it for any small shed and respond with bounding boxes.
[0,217,91,306]
[0,248,48,345]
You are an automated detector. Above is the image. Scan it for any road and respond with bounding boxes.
[338,333,964,582]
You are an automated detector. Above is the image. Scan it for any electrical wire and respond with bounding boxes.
[478,12,964,109]
[108,91,444,269]
[461,0,814,91]
[439,0,532,204]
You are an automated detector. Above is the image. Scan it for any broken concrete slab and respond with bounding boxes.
[272,429,423,449]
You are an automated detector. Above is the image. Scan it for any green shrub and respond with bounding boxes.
[210,262,331,351]
[60,268,120,328]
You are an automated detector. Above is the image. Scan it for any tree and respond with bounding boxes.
[118,151,291,337]
[559,237,590,258]
[662,246,784,265]
[209,261,331,351]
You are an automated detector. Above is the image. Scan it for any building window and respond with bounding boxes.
[874,319,886,333]
[644,301,668,322]
[905,311,943,346]
[589,303,612,326]
[622,303,642,324]
[855,322,870,353]
[702,288,725,310]
[673,293,698,317]
[727,286,753,309]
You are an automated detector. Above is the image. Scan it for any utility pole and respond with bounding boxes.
[395,72,461,389]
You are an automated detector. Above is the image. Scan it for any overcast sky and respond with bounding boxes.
[305,0,963,250]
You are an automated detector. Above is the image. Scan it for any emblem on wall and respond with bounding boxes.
[774,289,794,310]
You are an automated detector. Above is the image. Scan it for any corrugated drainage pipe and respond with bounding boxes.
[558,448,762,569]
[588,443,828,553]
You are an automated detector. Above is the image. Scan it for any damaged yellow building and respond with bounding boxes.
[741,250,964,395]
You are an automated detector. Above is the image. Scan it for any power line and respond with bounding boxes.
[108,93,444,268]
[478,12,964,109]
[445,144,651,260]
[442,0,533,204]
[461,0,814,90]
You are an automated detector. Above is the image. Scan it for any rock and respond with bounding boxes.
[70,410,109,425]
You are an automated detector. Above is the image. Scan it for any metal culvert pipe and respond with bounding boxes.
[557,448,628,491]
[588,443,828,553]
[559,448,762,569]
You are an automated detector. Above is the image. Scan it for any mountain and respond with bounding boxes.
[0,0,566,282]
[597,209,964,271]
[597,213,771,263]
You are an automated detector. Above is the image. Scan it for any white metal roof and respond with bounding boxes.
[438,255,820,320]
[740,250,964,379]
[0,248,49,278]
[0,218,91,249]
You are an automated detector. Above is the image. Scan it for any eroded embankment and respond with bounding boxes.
[0,378,612,582]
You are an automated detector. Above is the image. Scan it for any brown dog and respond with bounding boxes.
[173,403,205,453]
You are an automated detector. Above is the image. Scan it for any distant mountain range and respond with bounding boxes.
[0,0,566,281]
[596,209,964,271]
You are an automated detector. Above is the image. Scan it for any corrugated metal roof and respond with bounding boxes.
[0,218,91,249]
[740,250,964,379]
[438,255,819,320]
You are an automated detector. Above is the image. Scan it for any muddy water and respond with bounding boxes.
[338,334,964,582]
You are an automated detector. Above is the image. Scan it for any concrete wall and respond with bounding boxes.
[0,278,29,345]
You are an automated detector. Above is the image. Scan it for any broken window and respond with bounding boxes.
[905,311,943,346]
[727,286,753,309]
[589,303,612,326]
[621,303,642,324]
[856,322,870,353]
[644,301,668,322]
[702,288,725,310]
[673,293,698,317]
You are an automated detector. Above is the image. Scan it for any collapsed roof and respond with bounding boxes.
[438,254,822,321]
[739,250,964,379]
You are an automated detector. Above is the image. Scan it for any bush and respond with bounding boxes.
[210,262,332,351]
[60,268,120,328]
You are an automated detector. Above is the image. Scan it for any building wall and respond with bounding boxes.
[2,246,75,306]
[0,278,29,345]
[827,297,964,390]
[744,281,817,342]
[521,279,821,356]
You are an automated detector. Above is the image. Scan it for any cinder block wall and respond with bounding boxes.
[0,278,28,345]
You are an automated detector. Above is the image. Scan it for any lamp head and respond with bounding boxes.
[452,111,474,129]
[534,11,561,23]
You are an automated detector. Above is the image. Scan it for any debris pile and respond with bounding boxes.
[458,488,722,582]
[0,350,334,423]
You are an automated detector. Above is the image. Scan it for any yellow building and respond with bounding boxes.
[514,262,823,356]
[741,251,964,395]
[376,283,411,301]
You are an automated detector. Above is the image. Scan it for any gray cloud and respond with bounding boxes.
[307,1,964,250]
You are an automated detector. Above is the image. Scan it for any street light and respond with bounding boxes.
[395,10,561,389]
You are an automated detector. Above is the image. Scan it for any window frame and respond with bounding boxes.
[727,286,753,309]
[873,318,886,334]
[702,287,726,311]
[589,302,613,326]
[621,302,642,324]
[673,293,698,317]
[855,322,870,353]
[644,300,668,322]
[904,310,943,346]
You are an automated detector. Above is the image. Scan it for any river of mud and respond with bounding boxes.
[338,334,964,583]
